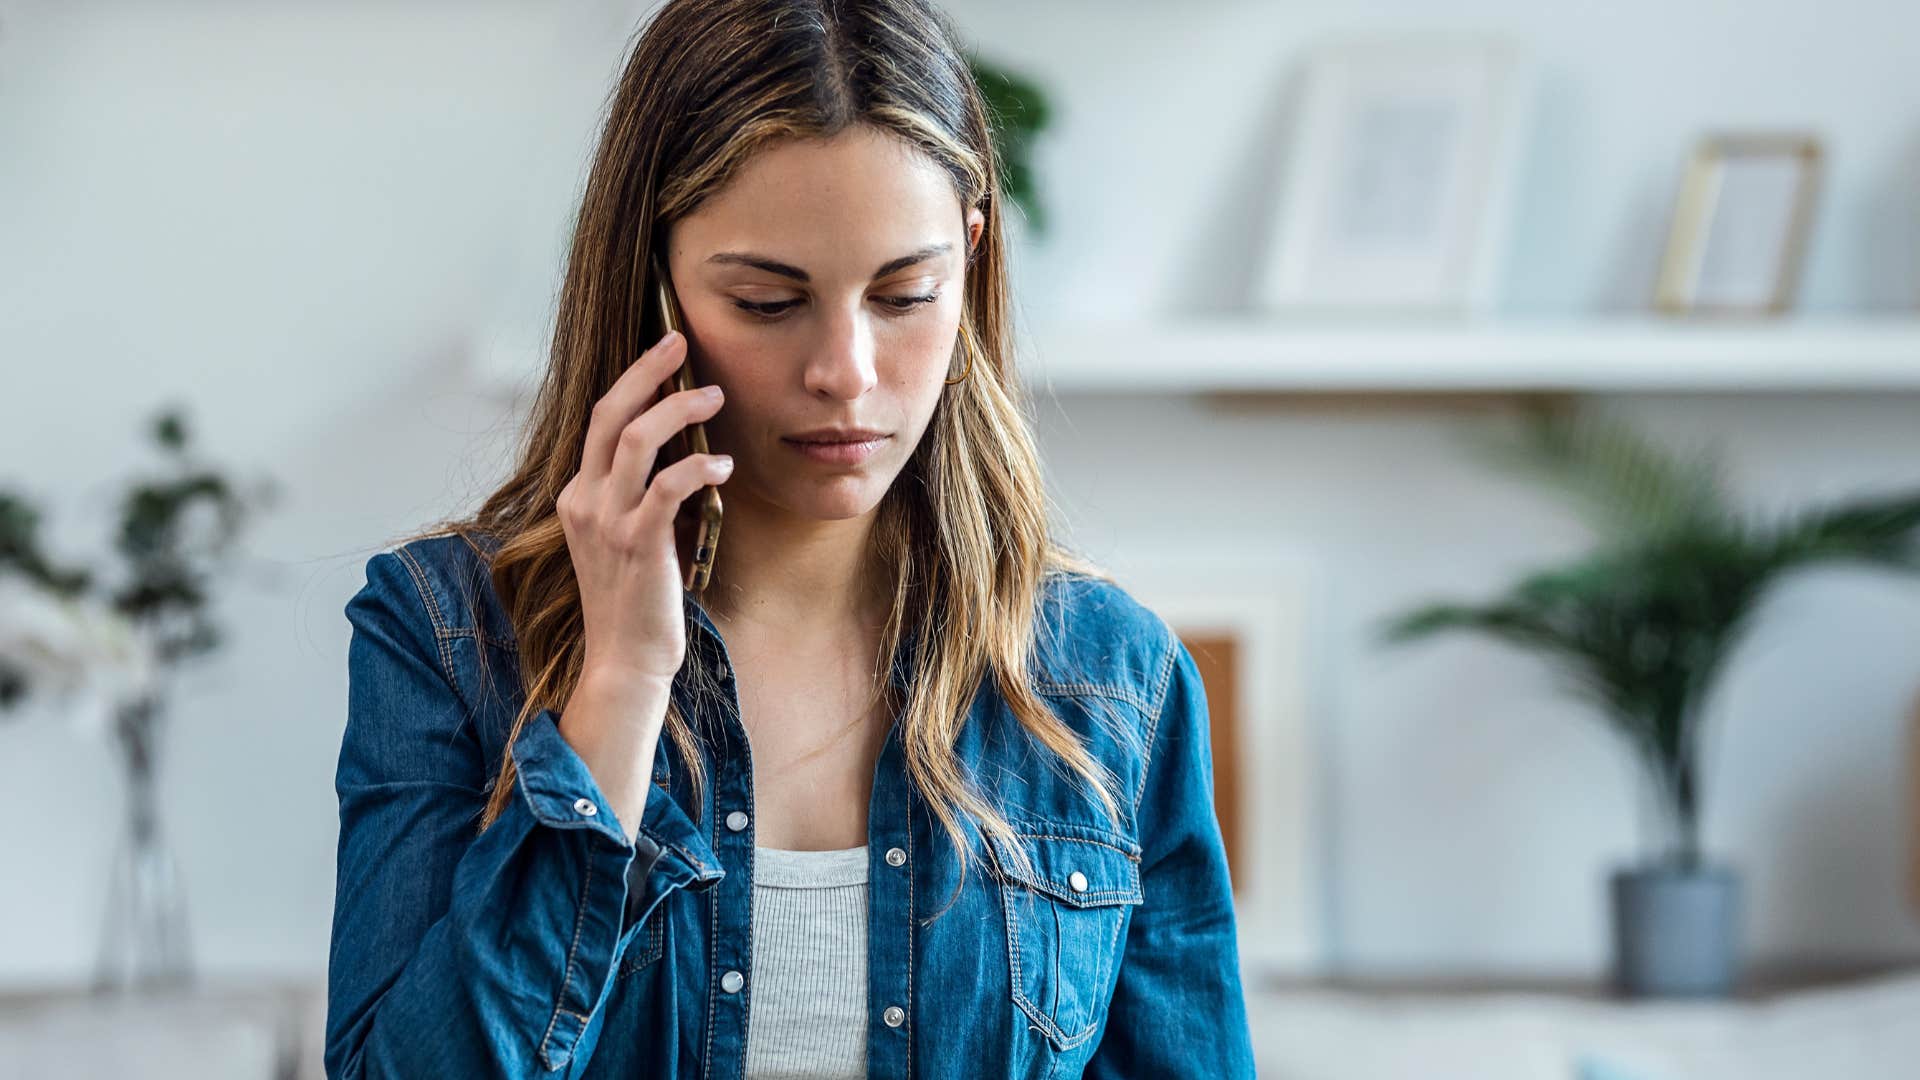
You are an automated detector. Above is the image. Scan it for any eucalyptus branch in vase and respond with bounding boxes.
[0,405,280,992]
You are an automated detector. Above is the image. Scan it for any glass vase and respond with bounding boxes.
[91,689,195,994]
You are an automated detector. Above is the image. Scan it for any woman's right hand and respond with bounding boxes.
[557,329,733,694]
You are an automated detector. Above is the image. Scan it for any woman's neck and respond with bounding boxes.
[700,498,892,638]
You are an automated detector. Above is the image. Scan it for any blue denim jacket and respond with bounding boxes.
[326,534,1255,1078]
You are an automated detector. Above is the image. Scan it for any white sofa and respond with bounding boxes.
[1246,969,1920,1080]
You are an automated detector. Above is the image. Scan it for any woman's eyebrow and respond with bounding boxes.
[704,241,952,283]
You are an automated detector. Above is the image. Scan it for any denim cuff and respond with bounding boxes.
[507,707,637,851]
[509,707,725,932]
[622,780,725,932]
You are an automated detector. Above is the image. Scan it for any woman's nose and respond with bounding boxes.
[803,319,879,401]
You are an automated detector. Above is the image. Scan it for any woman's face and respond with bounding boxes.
[664,126,986,524]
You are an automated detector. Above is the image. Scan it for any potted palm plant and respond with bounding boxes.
[1380,405,1920,998]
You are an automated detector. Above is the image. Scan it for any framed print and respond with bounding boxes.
[1105,545,1325,974]
[1256,35,1532,315]
[1653,132,1824,316]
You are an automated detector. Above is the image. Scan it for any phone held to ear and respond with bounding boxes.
[650,254,724,595]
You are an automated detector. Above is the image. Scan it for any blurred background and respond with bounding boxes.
[4,1,1920,1077]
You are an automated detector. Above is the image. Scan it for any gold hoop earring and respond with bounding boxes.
[945,320,978,385]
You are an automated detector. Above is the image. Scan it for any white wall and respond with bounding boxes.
[2,0,1918,987]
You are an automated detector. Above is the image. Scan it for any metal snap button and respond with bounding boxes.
[1068,870,1088,893]
[573,797,597,817]
[882,1005,905,1027]
[884,846,906,867]
[725,810,749,832]
[721,970,745,993]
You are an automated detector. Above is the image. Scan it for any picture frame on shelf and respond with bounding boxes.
[1255,34,1533,317]
[1653,132,1824,317]
[1103,545,1325,974]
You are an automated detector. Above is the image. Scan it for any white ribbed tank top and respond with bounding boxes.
[743,843,870,1079]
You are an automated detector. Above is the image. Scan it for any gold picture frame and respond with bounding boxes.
[1653,132,1824,317]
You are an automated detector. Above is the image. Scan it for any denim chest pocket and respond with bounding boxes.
[988,825,1143,1052]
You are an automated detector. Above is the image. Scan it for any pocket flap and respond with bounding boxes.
[987,824,1142,908]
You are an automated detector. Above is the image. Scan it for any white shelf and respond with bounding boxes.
[1021,317,1920,393]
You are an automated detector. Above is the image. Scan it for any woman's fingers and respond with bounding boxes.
[608,384,725,512]
[634,451,734,541]
[577,331,687,483]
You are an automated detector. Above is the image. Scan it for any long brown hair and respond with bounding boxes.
[390,0,1131,913]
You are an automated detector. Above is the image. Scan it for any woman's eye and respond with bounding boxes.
[732,299,800,318]
[878,292,940,312]
[730,293,940,321]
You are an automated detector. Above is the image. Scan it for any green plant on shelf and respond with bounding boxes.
[967,53,1052,237]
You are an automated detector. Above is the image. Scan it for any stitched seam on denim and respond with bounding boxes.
[1032,680,1152,713]
[419,536,517,649]
[392,547,445,634]
[642,831,713,877]
[510,743,619,846]
[1033,896,1106,1051]
[1005,889,1085,1050]
[433,624,518,652]
[619,913,664,977]
[1100,898,1128,1001]
[395,541,518,641]
[1130,638,1180,818]
[998,828,1134,1049]
[998,864,1137,901]
[1003,888,1036,1040]
[1058,1012,1100,1049]
[1002,831,1143,862]
[392,547,453,672]
[394,546,479,722]
[538,848,596,1068]
[1013,880,1135,905]
[993,835,1143,903]
[393,548,454,694]
[702,852,719,1079]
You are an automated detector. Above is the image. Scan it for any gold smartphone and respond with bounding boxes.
[649,254,724,595]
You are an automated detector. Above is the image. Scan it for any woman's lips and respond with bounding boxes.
[781,435,890,465]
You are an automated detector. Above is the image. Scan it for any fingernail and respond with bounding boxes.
[703,385,723,399]
[715,455,734,471]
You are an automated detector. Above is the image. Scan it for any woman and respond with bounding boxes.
[325,0,1255,1076]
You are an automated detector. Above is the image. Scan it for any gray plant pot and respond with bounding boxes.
[1608,862,1742,998]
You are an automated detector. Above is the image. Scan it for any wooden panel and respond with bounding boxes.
[1179,629,1244,895]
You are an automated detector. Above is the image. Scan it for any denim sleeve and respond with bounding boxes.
[1085,634,1257,1078]
[325,550,722,1079]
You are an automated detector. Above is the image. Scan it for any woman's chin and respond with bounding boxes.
[797,488,889,521]
[764,474,892,521]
